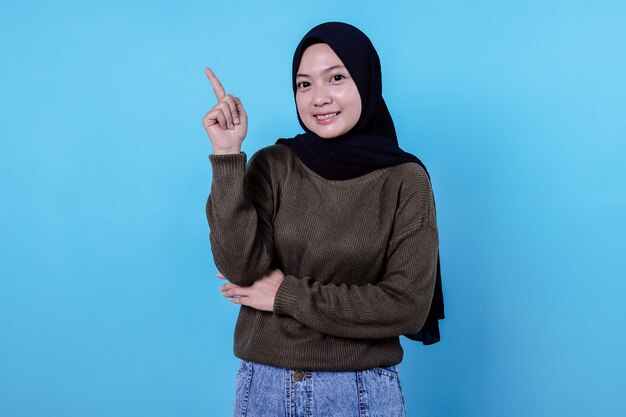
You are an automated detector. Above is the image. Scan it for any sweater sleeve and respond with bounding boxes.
[205,149,275,287]
[272,171,439,340]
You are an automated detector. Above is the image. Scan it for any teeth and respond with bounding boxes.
[316,112,337,120]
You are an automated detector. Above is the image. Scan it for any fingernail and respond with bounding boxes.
[235,117,240,124]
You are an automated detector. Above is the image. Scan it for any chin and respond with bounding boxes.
[316,131,340,139]
[305,122,347,139]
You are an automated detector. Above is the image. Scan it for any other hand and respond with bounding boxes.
[217,269,285,312]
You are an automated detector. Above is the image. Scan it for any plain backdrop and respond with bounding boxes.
[1,1,625,416]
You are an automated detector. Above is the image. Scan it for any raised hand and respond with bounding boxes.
[201,67,248,155]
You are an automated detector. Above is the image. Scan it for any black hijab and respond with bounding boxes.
[275,21,444,345]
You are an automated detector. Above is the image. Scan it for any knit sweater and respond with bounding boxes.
[206,143,439,371]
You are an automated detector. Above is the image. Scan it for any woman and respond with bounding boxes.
[203,21,444,417]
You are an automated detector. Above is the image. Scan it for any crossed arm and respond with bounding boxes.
[207,149,438,339]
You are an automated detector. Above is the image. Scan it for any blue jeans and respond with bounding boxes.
[233,359,407,417]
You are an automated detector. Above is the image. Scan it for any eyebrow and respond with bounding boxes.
[296,65,346,78]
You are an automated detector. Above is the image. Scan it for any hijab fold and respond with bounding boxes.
[275,21,444,345]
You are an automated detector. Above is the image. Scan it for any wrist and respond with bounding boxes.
[213,148,241,155]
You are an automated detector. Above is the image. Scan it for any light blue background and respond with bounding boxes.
[1,1,625,416]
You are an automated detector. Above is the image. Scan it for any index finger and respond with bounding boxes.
[205,67,226,100]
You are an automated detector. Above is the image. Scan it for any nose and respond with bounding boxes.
[312,85,332,106]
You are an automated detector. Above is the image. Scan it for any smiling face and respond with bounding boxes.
[295,43,362,139]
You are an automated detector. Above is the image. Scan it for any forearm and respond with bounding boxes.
[272,225,439,339]
[206,151,274,286]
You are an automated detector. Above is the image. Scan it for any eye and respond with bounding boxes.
[331,74,345,82]
[296,81,310,89]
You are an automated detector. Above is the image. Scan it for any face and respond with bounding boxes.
[295,43,362,139]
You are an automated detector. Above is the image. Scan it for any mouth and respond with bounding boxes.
[314,111,341,123]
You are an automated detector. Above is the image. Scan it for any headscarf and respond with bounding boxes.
[275,21,444,345]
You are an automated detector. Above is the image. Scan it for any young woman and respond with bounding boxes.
[203,21,444,417]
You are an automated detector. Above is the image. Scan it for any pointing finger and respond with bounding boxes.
[205,67,226,101]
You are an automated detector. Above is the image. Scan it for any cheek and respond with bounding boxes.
[295,95,307,116]
[295,94,316,130]
[344,89,362,121]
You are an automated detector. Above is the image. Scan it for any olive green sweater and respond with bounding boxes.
[206,143,438,371]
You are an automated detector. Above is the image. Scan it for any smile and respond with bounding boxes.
[315,112,340,123]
